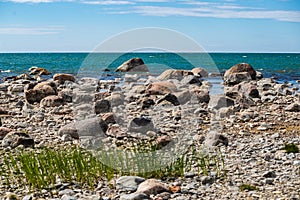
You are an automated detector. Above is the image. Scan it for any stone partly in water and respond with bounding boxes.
[2,131,34,148]
[53,73,76,84]
[224,63,256,85]
[29,66,51,75]
[25,81,57,104]
[115,58,148,72]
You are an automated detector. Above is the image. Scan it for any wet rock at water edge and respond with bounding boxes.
[53,73,76,84]
[115,58,148,72]
[224,63,256,85]
[29,66,51,75]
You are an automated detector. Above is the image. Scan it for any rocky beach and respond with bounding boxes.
[0,58,299,200]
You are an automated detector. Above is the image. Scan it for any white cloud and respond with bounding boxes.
[0,26,64,35]
[81,0,134,5]
[130,5,300,22]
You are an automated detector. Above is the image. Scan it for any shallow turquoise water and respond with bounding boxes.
[0,53,299,83]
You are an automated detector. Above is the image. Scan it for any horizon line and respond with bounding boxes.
[0,51,299,54]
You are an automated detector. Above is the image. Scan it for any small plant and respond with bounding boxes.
[283,143,299,153]
[240,184,258,191]
[0,145,226,191]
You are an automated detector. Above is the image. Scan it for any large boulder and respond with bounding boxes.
[157,69,192,81]
[145,81,177,95]
[115,58,148,72]
[25,81,57,104]
[224,63,256,85]
[53,74,76,84]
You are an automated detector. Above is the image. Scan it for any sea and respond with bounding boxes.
[0,53,299,86]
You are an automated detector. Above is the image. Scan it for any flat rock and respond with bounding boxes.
[157,69,193,81]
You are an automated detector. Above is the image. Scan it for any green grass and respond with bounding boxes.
[283,143,299,153]
[0,146,226,191]
[239,184,258,191]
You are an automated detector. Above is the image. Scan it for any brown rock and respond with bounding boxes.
[53,73,76,84]
[191,67,208,77]
[29,66,51,75]
[115,58,148,72]
[224,63,256,85]
[145,81,177,95]
[102,112,116,124]
[136,179,170,195]
[25,81,57,104]
[40,95,64,107]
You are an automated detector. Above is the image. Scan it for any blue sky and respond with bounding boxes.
[0,0,300,52]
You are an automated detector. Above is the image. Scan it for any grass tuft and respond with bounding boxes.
[240,184,258,191]
[0,145,226,191]
[283,143,299,153]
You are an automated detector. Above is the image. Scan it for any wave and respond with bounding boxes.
[0,70,11,73]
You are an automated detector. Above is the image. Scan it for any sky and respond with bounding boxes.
[0,0,300,52]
